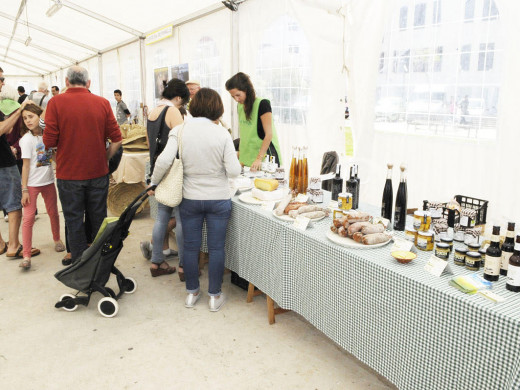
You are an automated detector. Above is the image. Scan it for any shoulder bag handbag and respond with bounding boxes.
[154,125,184,207]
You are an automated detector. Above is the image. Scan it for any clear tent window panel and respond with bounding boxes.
[190,36,222,95]
[375,0,502,139]
[255,15,311,127]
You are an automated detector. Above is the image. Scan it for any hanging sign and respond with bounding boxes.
[146,25,173,45]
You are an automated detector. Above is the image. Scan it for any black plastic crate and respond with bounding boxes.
[454,195,488,226]
[231,271,252,291]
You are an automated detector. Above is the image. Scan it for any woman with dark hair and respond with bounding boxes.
[225,72,282,171]
[149,88,241,311]
[144,78,190,278]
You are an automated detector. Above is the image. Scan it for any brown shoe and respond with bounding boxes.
[150,262,176,277]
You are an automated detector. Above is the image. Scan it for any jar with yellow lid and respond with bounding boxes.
[338,192,352,210]
[417,231,434,251]
[405,226,417,244]
[413,211,432,232]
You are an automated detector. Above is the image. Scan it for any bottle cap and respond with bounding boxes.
[400,164,406,171]
[387,163,393,169]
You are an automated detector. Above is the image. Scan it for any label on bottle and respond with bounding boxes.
[394,207,401,223]
[507,230,515,238]
[501,252,513,271]
[507,264,520,287]
[484,254,500,276]
[515,243,520,252]
[491,234,499,243]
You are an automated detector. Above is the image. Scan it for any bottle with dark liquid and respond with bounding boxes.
[301,146,308,194]
[331,164,343,201]
[506,235,520,292]
[501,222,515,276]
[393,164,407,231]
[353,164,360,209]
[484,225,502,282]
[346,165,359,210]
[381,163,393,220]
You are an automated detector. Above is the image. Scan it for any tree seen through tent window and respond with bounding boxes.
[376,0,502,139]
[255,15,311,126]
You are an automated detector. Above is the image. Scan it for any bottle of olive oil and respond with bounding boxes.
[506,235,520,292]
[393,164,407,231]
[331,164,343,201]
[501,222,515,276]
[484,225,502,282]
[381,163,393,220]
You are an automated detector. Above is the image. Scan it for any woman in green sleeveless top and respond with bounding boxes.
[225,72,282,171]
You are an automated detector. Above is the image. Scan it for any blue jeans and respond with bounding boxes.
[0,165,22,213]
[57,176,108,262]
[179,199,232,296]
[151,202,183,266]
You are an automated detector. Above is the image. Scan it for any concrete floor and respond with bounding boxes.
[0,196,396,390]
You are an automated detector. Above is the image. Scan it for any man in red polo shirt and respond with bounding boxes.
[43,66,122,264]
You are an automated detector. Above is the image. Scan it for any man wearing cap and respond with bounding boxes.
[185,80,200,110]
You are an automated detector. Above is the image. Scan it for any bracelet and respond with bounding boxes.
[22,188,29,193]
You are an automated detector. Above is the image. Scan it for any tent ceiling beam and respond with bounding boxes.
[1,58,42,76]
[61,0,144,38]
[0,31,77,63]
[0,11,100,54]
[2,53,52,74]
[0,45,62,68]
[3,0,27,60]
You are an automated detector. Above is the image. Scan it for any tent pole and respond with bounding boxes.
[230,10,239,138]
[139,37,147,114]
[98,54,103,96]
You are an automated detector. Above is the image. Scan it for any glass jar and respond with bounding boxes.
[413,211,432,232]
[467,243,481,253]
[338,192,352,210]
[405,226,417,244]
[454,247,468,266]
[478,248,487,269]
[466,251,481,271]
[441,237,454,253]
[417,231,434,251]
[435,243,450,260]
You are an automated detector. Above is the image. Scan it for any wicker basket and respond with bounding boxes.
[107,182,149,217]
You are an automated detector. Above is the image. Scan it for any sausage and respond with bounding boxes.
[288,210,299,219]
[275,194,293,216]
[361,224,385,235]
[347,222,372,237]
[298,211,326,220]
[337,226,348,237]
[362,233,391,245]
[346,211,370,223]
[333,218,343,228]
[284,202,307,214]
[352,232,364,243]
[297,205,321,214]
[330,225,338,233]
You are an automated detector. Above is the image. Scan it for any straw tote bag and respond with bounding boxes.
[154,125,184,207]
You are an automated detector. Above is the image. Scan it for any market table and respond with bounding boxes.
[224,194,520,390]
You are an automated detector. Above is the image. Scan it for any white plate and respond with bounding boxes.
[272,209,327,222]
[238,192,285,205]
[237,185,253,193]
[326,230,392,249]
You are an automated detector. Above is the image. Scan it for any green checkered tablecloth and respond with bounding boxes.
[224,194,520,390]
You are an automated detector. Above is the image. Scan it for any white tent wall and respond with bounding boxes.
[345,0,520,228]
[237,0,346,173]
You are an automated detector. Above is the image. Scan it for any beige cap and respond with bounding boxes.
[185,79,200,86]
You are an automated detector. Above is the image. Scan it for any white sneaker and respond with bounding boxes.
[209,293,226,312]
[185,292,201,308]
[140,241,152,260]
[3,215,7,222]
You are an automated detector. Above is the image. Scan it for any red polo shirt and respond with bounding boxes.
[43,88,122,180]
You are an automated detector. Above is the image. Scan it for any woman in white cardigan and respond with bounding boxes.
[149,88,241,312]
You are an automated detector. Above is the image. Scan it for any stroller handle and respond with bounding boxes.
[118,187,152,224]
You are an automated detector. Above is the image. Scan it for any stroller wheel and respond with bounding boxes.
[98,297,119,318]
[123,277,137,294]
[59,294,78,312]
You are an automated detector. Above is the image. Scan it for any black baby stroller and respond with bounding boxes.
[54,189,149,317]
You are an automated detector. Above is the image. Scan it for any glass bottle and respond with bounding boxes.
[297,147,304,194]
[381,163,393,220]
[289,146,297,191]
[301,146,308,194]
[501,222,515,276]
[346,165,359,210]
[331,164,343,201]
[393,164,407,231]
[353,164,360,209]
[484,225,502,282]
[506,235,520,292]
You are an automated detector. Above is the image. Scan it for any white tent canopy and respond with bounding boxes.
[1,0,519,226]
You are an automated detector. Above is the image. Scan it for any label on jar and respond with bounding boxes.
[484,254,500,276]
[405,232,416,242]
[501,252,513,271]
[460,216,469,227]
[413,218,421,230]
[507,264,520,287]
[417,237,427,249]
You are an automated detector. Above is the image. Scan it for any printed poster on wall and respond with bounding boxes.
[170,63,189,82]
[154,67,169,100]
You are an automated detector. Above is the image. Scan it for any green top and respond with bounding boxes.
[237,97,282,167]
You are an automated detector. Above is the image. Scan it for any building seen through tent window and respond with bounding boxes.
[375,0,502,139]
[255,15,311,127]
